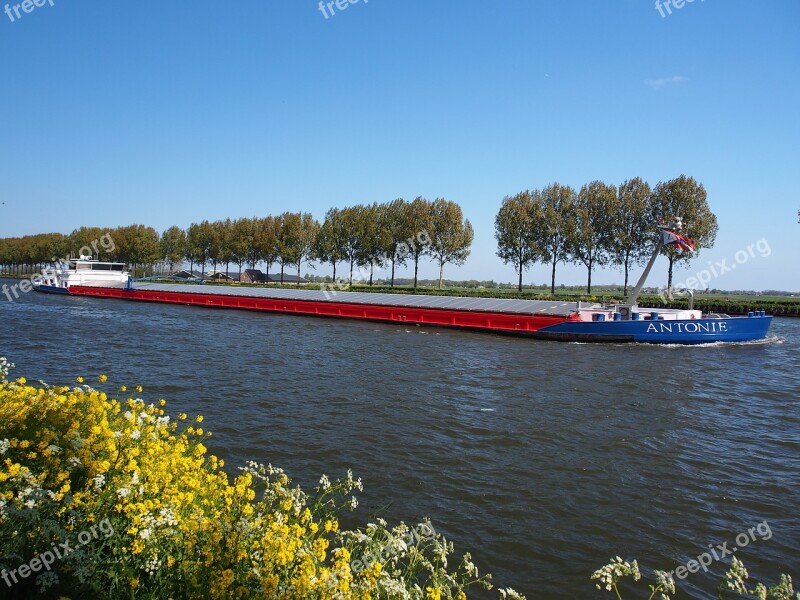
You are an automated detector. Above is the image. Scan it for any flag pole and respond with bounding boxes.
[627,236,664,308]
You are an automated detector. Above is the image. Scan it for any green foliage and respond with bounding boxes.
[494,191,545,291]
[540,182,577,295]
[651,175,719,291]
[159,226,187,272]
[611,178,653,294]
[427,198,474,290]
[569,180,617,293]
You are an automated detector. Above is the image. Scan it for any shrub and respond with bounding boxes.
[0,358,504,599]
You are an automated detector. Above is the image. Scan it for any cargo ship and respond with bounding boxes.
[32,221,773,345]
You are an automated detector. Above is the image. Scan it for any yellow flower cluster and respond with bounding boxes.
[0,362,506,599]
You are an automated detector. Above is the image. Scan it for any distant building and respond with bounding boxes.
[207,271,235,282]
[241,269,267,284]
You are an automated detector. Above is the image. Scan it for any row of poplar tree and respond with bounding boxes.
[0,175,717,292]
[496,175,718,293]
[0,198,474,289]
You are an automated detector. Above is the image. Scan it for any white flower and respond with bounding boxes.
[117,487,130,498]
[130,430,141,440]
[92,474,106,491]
[0,439,9,455]
[47,444,62,455]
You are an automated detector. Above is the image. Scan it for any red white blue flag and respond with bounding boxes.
[662,229,695,252]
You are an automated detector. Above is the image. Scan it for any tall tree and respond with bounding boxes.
[69,227,113,260]
[651,175,718,293]
[315,208,347,281]
[186,221,213,276]
[570,181,616,294]
[610,178,653,295]
[208,219,234,276]
[160,226,187,273]
[115,224,160,276]
[230,218,253,280]
[495,190,545,291]
[406,197,433,290]
[340,206,367,286]
[382,198,411,288]
[360,202,390,286]
[426,198,474,289]
[253,216,279,277]
[276,212,303,284]
[539,183,576,295]
[294,213,320,285]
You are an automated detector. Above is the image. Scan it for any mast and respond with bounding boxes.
[626,218,682,307]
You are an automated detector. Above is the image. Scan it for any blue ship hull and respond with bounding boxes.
[535,315,773,344]
[32,284,71,295]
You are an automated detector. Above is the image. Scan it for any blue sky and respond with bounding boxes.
[1,0,798,290]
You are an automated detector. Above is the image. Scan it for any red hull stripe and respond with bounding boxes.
[69,287,571,333]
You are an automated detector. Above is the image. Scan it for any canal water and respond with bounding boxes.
[1,279,798,599]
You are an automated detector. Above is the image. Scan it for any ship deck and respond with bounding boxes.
[132,283,580,317]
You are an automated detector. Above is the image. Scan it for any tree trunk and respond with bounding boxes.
[518,265,523,292]
[413,255,419,290]
[623,263,629,296]
[349,258,354,286]
[369,263,374,286]
[667,255,675,295]
[550,257,557,295]
[390,260,396,287]
[438,261,444,290]
[332,261,336,282]
[586,265,592,295]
